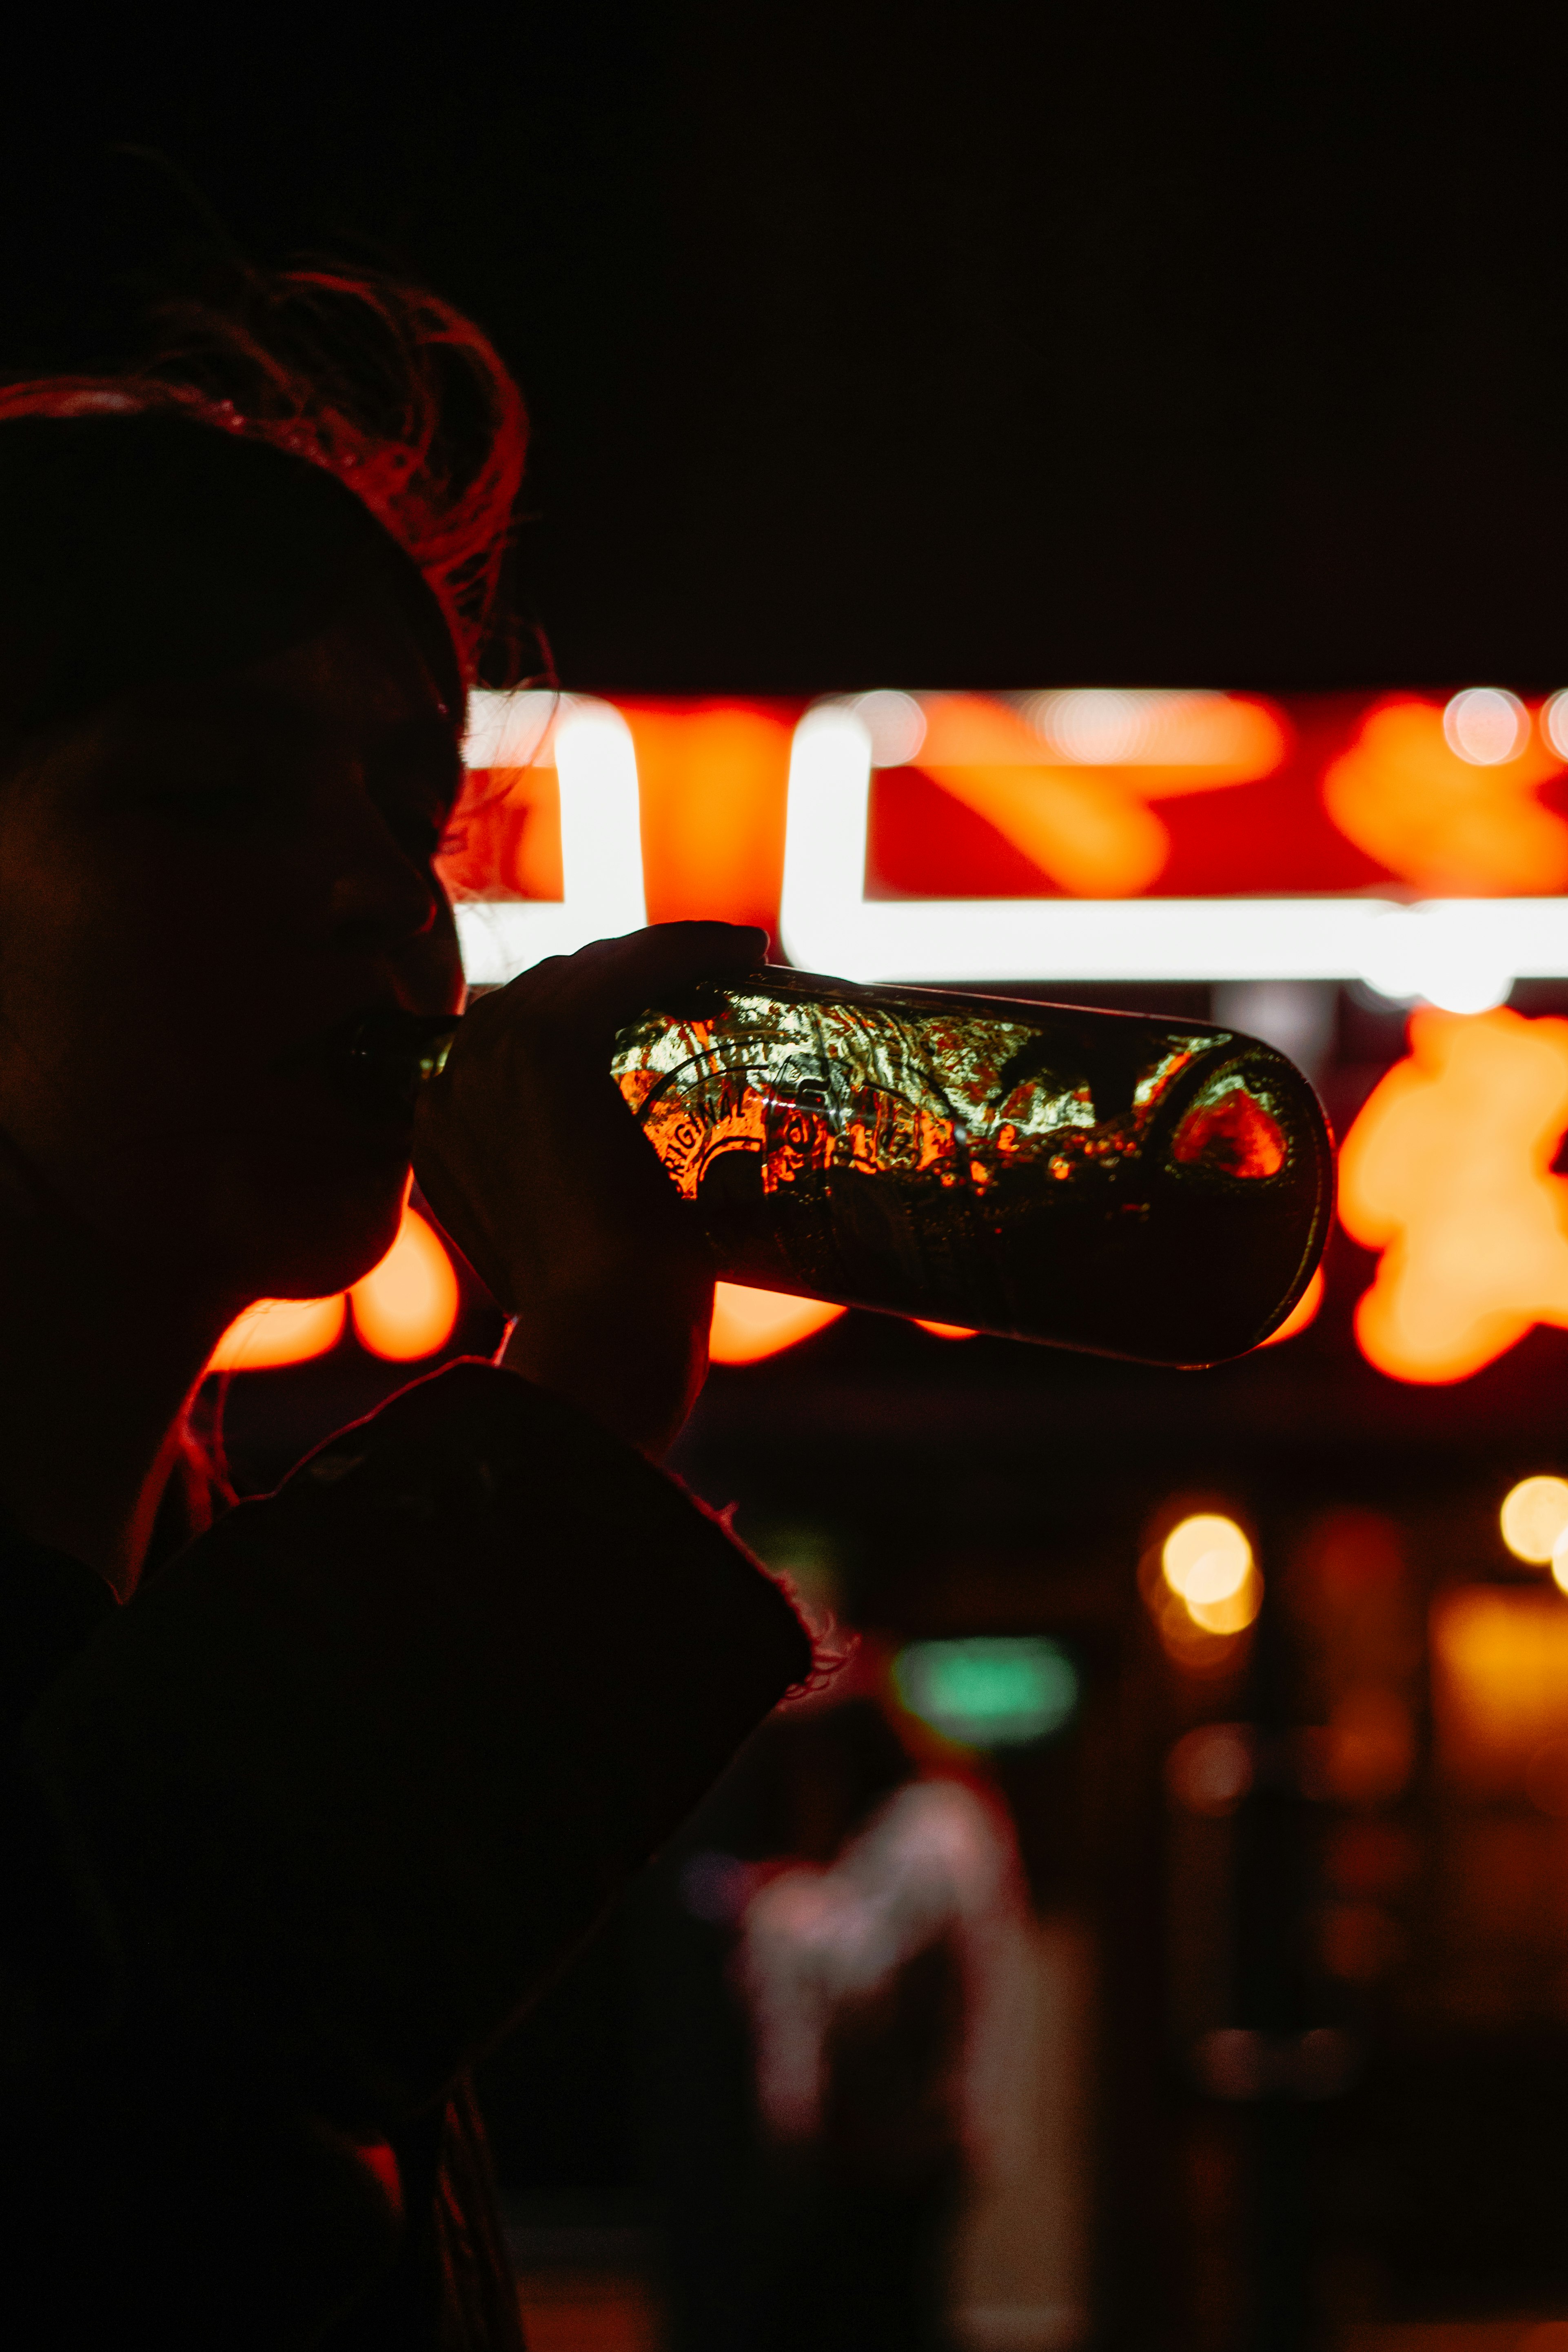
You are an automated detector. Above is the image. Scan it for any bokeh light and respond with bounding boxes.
[1542,690,1568,763]
[1500,1474,1568,1564]
[894,1636,1078,1747]
[1442,686,1528,766]
[349,1206,460,1362]
[209,1209,459,1373]
[709,1284,846,1365]
[1256,1264,1324,1347]
[848,688,927,768]
[1160,1513,1263,1638]
[1143,1515,1262,1665]
[1324,697,1568,901]
[1162,1514,1253,1605]
[1339,1007,1568,1383]
[1357,901,1515,1016]
[1026,688,1159,763]
[1431,1586,1568,1797]
[208,1293,346,1373]
[1019,688,1283,772]
[1165,1723,1253,1815]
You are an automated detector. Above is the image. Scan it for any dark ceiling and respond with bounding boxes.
[5,2,1566,694]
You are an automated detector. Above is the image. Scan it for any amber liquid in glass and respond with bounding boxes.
[359,967,1332,1368]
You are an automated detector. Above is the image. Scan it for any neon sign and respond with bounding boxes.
[444,687,1568,1014]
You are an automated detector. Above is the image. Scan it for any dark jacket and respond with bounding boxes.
[0,1360,810,2346]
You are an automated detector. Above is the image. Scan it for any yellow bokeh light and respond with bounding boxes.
[1500,1474,1568,1564]
[1185,1567,1264,1635]
[1162,1514,1253,1604]
[1143,1512,1264,1662]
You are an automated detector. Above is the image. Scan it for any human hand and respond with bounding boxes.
[412,922,766,1456]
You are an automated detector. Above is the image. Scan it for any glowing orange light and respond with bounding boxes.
[1256,1265,1324,1348]
[1322,698,1568,895]
[208,1208,459,1373]
[1338,1005,1568,1383]
[437,761,563,902]
[914,1318,979,1340]
[710,1283,846,1365]
[621,704,794,934]
[919,696,1169,894]
[911,692,1286,898]
[1431,1586,1568,1797]
[349,1206,460,1361]
[209,1292,346,1372]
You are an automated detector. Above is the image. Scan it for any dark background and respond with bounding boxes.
[13,11,1568,2343]
[6,1,1568,695]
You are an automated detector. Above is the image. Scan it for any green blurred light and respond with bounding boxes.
[892,1637,1079,1748]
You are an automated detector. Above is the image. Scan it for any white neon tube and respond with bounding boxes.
[776,705,1568,997]
[454,692,647,987]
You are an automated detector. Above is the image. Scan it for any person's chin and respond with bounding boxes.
[224,1167,410,1304]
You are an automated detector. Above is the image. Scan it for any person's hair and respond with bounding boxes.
[0,265,541,755]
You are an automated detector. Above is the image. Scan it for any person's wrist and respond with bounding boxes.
[497,1308,710,1460]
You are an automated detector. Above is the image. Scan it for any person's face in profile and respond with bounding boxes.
[0,580,466,1322]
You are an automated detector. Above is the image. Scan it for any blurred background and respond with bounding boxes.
[9,7,1568,2348]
